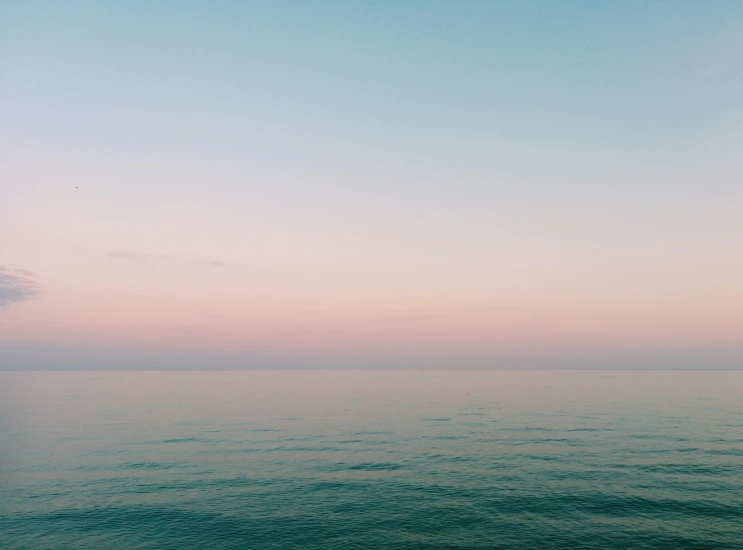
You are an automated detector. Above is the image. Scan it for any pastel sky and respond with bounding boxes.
[2,1,742,369]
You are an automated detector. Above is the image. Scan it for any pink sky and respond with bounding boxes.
[2,2,743,369]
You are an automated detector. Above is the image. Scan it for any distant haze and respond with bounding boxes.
[2,1,742,370]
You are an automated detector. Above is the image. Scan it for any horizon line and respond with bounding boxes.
[2,367,741,372]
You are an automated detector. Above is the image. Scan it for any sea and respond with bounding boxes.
[1,370,742,549]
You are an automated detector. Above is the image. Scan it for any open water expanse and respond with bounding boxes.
[1,370,742,549]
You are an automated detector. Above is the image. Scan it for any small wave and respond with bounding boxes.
[160,437,205,444]
[704,448,743,457]
[344,462,404,472]
[614,463,739,476]
[421,435,468,441]
[115,462,179,471]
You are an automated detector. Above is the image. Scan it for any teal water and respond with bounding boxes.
[1,370,742,549]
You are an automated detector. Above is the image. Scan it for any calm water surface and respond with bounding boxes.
[1,370,742,549]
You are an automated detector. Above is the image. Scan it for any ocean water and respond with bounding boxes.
[1,370,742,549]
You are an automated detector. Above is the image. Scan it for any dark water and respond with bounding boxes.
[1,370,742,549]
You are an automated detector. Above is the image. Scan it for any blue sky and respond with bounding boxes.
[1,1,742,369]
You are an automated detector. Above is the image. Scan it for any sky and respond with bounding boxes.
[1,1,742,370]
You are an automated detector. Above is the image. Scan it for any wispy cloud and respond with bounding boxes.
[0,266,40,308]
[106,249,227,268]
[705,62,727,75]
[107,249,171,262]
